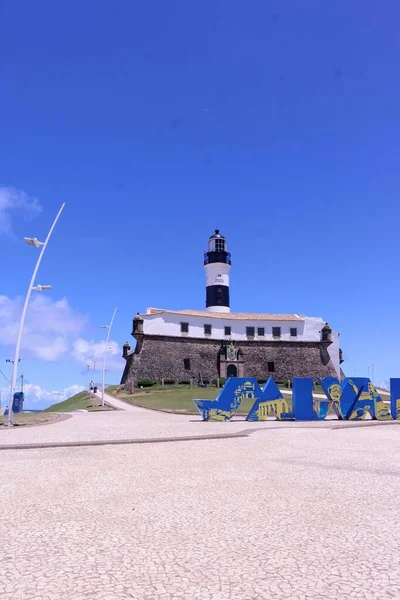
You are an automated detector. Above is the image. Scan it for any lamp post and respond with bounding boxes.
[86,364,91,390]
[101,307,117,407]
[92,361,97,387]
[7,203,65,427]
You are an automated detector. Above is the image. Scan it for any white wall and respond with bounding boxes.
[141,312,341,374]
[142,313,334,342]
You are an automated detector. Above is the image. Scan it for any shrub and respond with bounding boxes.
[212,377,227,387]
[163,378,175,385]
[137,378,155,387]
[257,378,268,384]
[178,379,191,385]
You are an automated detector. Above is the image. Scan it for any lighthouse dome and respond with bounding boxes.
[207,229,228,254]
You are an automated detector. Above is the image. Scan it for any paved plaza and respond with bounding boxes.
[1,398,400,599]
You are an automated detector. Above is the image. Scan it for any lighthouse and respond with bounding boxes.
[204,229,231,313]
[122,227,343,386]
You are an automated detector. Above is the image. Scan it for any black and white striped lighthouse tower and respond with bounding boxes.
[204,229,231,313]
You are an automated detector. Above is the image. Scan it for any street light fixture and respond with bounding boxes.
[31,285,52,291]
[101,307,117,407]
[7,203,65,427]
[24,237,45,248]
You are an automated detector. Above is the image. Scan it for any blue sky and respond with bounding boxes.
[1,1,400,408]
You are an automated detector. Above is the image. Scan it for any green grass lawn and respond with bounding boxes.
[0,412,65,427]
[106,380,315,416]
[108,385,271,415]
[107,381,390,416]
[44,391,115,412]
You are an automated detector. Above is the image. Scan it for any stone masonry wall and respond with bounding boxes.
[121,335,339,385]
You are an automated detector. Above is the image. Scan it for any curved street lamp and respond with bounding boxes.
[8,203,65,427]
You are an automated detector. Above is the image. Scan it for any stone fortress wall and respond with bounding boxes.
[121,335,339,385]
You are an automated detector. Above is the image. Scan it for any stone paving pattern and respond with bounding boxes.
[0,391,389,448]
[0,392,265,447]
[1,398,400,599]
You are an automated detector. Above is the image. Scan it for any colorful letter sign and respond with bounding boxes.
[194,378,259,421]
[246,378,293,421]
[390,378,400,420]
[193,377,399,422]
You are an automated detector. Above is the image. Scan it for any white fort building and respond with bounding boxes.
[121,230,342,384]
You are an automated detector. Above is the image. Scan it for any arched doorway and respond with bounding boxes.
[227,364,237,378]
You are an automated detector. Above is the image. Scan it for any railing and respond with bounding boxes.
[204,251,232,265]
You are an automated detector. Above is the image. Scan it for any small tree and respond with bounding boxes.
[137,378,155,388]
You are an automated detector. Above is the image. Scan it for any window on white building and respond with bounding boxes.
[181,322,189,333]
[257,327,265,336]
[204,324,212,335]
[224,326,231,336]
[246,327,255,337]
[290,328,297,337]
[272,327,281,338]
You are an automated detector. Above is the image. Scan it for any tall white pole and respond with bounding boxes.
[8,203,65,427]
[86,364,90,390]
[102,306,117,407]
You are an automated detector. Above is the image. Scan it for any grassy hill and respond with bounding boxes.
[45,391,114,412]
[106,385,252,415]
[106,381,390,415]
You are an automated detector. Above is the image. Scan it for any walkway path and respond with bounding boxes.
[0,392,263,448]
[0,389,394,450]
[2,423,400,599]
[96,390,143,411]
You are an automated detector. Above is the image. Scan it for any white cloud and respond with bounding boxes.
[34,337,68,361]
[23,383,84,405]
[72,338,123,372]
[0,295,86,361]
[0,383,84,411]
[0,186,41,236]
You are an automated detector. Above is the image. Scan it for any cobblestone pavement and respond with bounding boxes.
[1,424,400,599]
[0,393,266,447]
[0,391,393,449]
